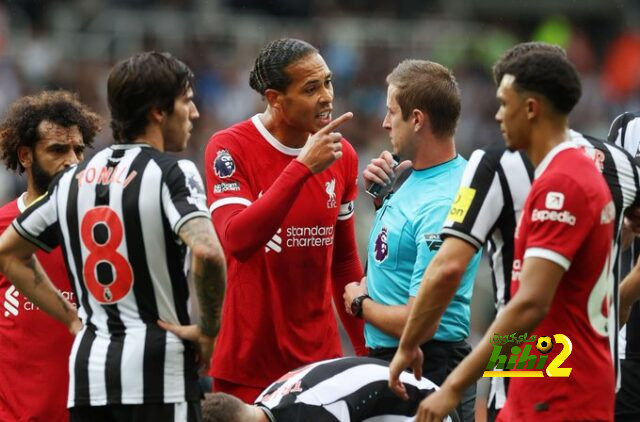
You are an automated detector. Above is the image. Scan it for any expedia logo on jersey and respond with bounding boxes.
[3,285,76,318]
[214,149,236,178]
[532,191,576,226]
[265,225,334,253]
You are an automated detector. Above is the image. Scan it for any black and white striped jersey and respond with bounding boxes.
[609,111,640,361]
[13,143,209,407]
[441,142,533,314]
[256,357,452,422]
[441,131,640,409]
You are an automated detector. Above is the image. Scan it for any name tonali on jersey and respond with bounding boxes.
[75,165,138,187]
[13,144,209,406]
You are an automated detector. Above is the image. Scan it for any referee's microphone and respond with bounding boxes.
[365,154,400,199]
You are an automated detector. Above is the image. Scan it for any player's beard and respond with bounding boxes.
[31,154,55,195]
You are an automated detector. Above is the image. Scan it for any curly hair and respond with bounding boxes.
[493,49,581,115]
[0,90,102,173]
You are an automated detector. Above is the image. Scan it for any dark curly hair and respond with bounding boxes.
[107,51,195,144]
[492,42,566,85]
[249,38,318,95]
[493,49,581,115]
[0,90,102,173]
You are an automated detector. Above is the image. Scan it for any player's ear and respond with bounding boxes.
[17,146,33,170]
[264,89,283,112]
[412,109,426,133]
[148,106,166,125]
[525,97,540,120]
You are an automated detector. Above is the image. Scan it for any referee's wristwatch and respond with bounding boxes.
[351,294,371,319]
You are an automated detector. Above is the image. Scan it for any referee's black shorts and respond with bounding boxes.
[70,401,202,422]
[616,359,640,422]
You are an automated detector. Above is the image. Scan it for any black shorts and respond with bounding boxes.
[70,401,202,422]
[616,359,640,421]
[368,339,475,422]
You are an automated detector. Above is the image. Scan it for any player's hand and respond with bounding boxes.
[158,320,215,373]
[343,280,367,315]
[68,316,83,336]
[388,344,424,400]
[414,385,462,422]
[297,112,353,174]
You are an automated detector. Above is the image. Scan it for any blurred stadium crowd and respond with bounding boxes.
[0,0,639,251]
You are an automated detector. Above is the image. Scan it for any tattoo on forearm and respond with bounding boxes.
[180,218,226,338]
[25,256,45,287]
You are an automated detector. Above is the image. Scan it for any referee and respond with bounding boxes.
[201,357,458,422]
[0,52,226,421]
[388,42,640,421]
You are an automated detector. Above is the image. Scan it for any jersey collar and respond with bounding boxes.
[251,114,303,157]
[111,143,153,150]
[256,405,276,422]
[17,192,27,212]
[534,138,577,179]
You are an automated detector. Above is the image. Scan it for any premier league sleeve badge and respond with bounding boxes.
[214,149,236,178]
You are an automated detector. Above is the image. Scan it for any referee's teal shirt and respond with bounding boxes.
[365,155,482,349]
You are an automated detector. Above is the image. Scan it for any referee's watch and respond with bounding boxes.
[351,294,371,319]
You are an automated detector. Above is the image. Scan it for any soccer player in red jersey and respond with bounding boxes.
[204,38,366,402]
[414,50,615,421]
[0,91,101,422]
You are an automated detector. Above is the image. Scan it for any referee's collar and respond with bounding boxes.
[534,139,576,179]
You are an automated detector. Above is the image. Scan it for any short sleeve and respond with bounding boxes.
[338,140,358,221]
[410,200,451,296]
[13,188,60,252]
[522,177,596,270]
[162,159,210,235]
[609,112,640,158]
[441,148,504,250]
[204,131,254,215]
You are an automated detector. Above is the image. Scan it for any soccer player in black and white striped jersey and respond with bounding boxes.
[609,111,640,421]
[201,357,458,422]
[388,43,640,421]
[0,52,227,422]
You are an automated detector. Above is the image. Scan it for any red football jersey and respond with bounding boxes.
[503,144,615,420]
[205,116,359,387]
[0,194,75,422]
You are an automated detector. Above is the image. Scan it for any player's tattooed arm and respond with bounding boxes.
[179,217,227,338]
[0,226,82,335]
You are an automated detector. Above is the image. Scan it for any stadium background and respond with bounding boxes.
[0,0,639,416]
